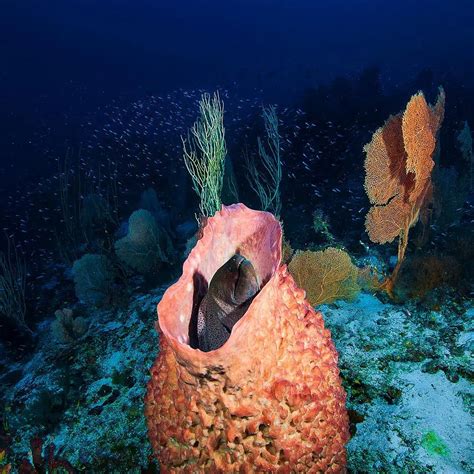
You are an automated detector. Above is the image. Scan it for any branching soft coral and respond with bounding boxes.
[182,92,227,221]
[364,88,445,294]
[456,120,473,191]
[288,247,360,306]
[396,254,461,300]
[19,437,75,473]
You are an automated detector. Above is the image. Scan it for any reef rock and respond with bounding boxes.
[145,203,349,472]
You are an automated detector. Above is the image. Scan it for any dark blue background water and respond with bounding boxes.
[0,4,473,470]
[1,0,473,190]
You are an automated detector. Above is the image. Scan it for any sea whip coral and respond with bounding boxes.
[145,204,349,472]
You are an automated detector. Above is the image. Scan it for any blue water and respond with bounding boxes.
[0,1,473,472]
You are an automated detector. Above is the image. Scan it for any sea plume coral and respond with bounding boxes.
[364,88,445,293]
[145,204,349,473]
[0,238,28,332]
[182,91,227,220]
[456,121,473,191]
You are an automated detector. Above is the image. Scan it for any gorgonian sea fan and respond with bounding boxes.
[364,88,445,291]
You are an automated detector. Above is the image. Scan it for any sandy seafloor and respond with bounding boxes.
[1,269,473,473]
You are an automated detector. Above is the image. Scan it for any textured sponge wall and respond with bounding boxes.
[145,204,349,472]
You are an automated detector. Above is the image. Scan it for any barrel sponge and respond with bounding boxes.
[145,203,349,473]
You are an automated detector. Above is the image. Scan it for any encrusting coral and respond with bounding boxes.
[364,88,445,294]
[145,204,349,473]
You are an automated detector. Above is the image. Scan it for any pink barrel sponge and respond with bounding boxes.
[145,204,349,472]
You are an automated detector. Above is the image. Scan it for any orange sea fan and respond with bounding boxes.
[288,247,360,307]
[363,88,445,293]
